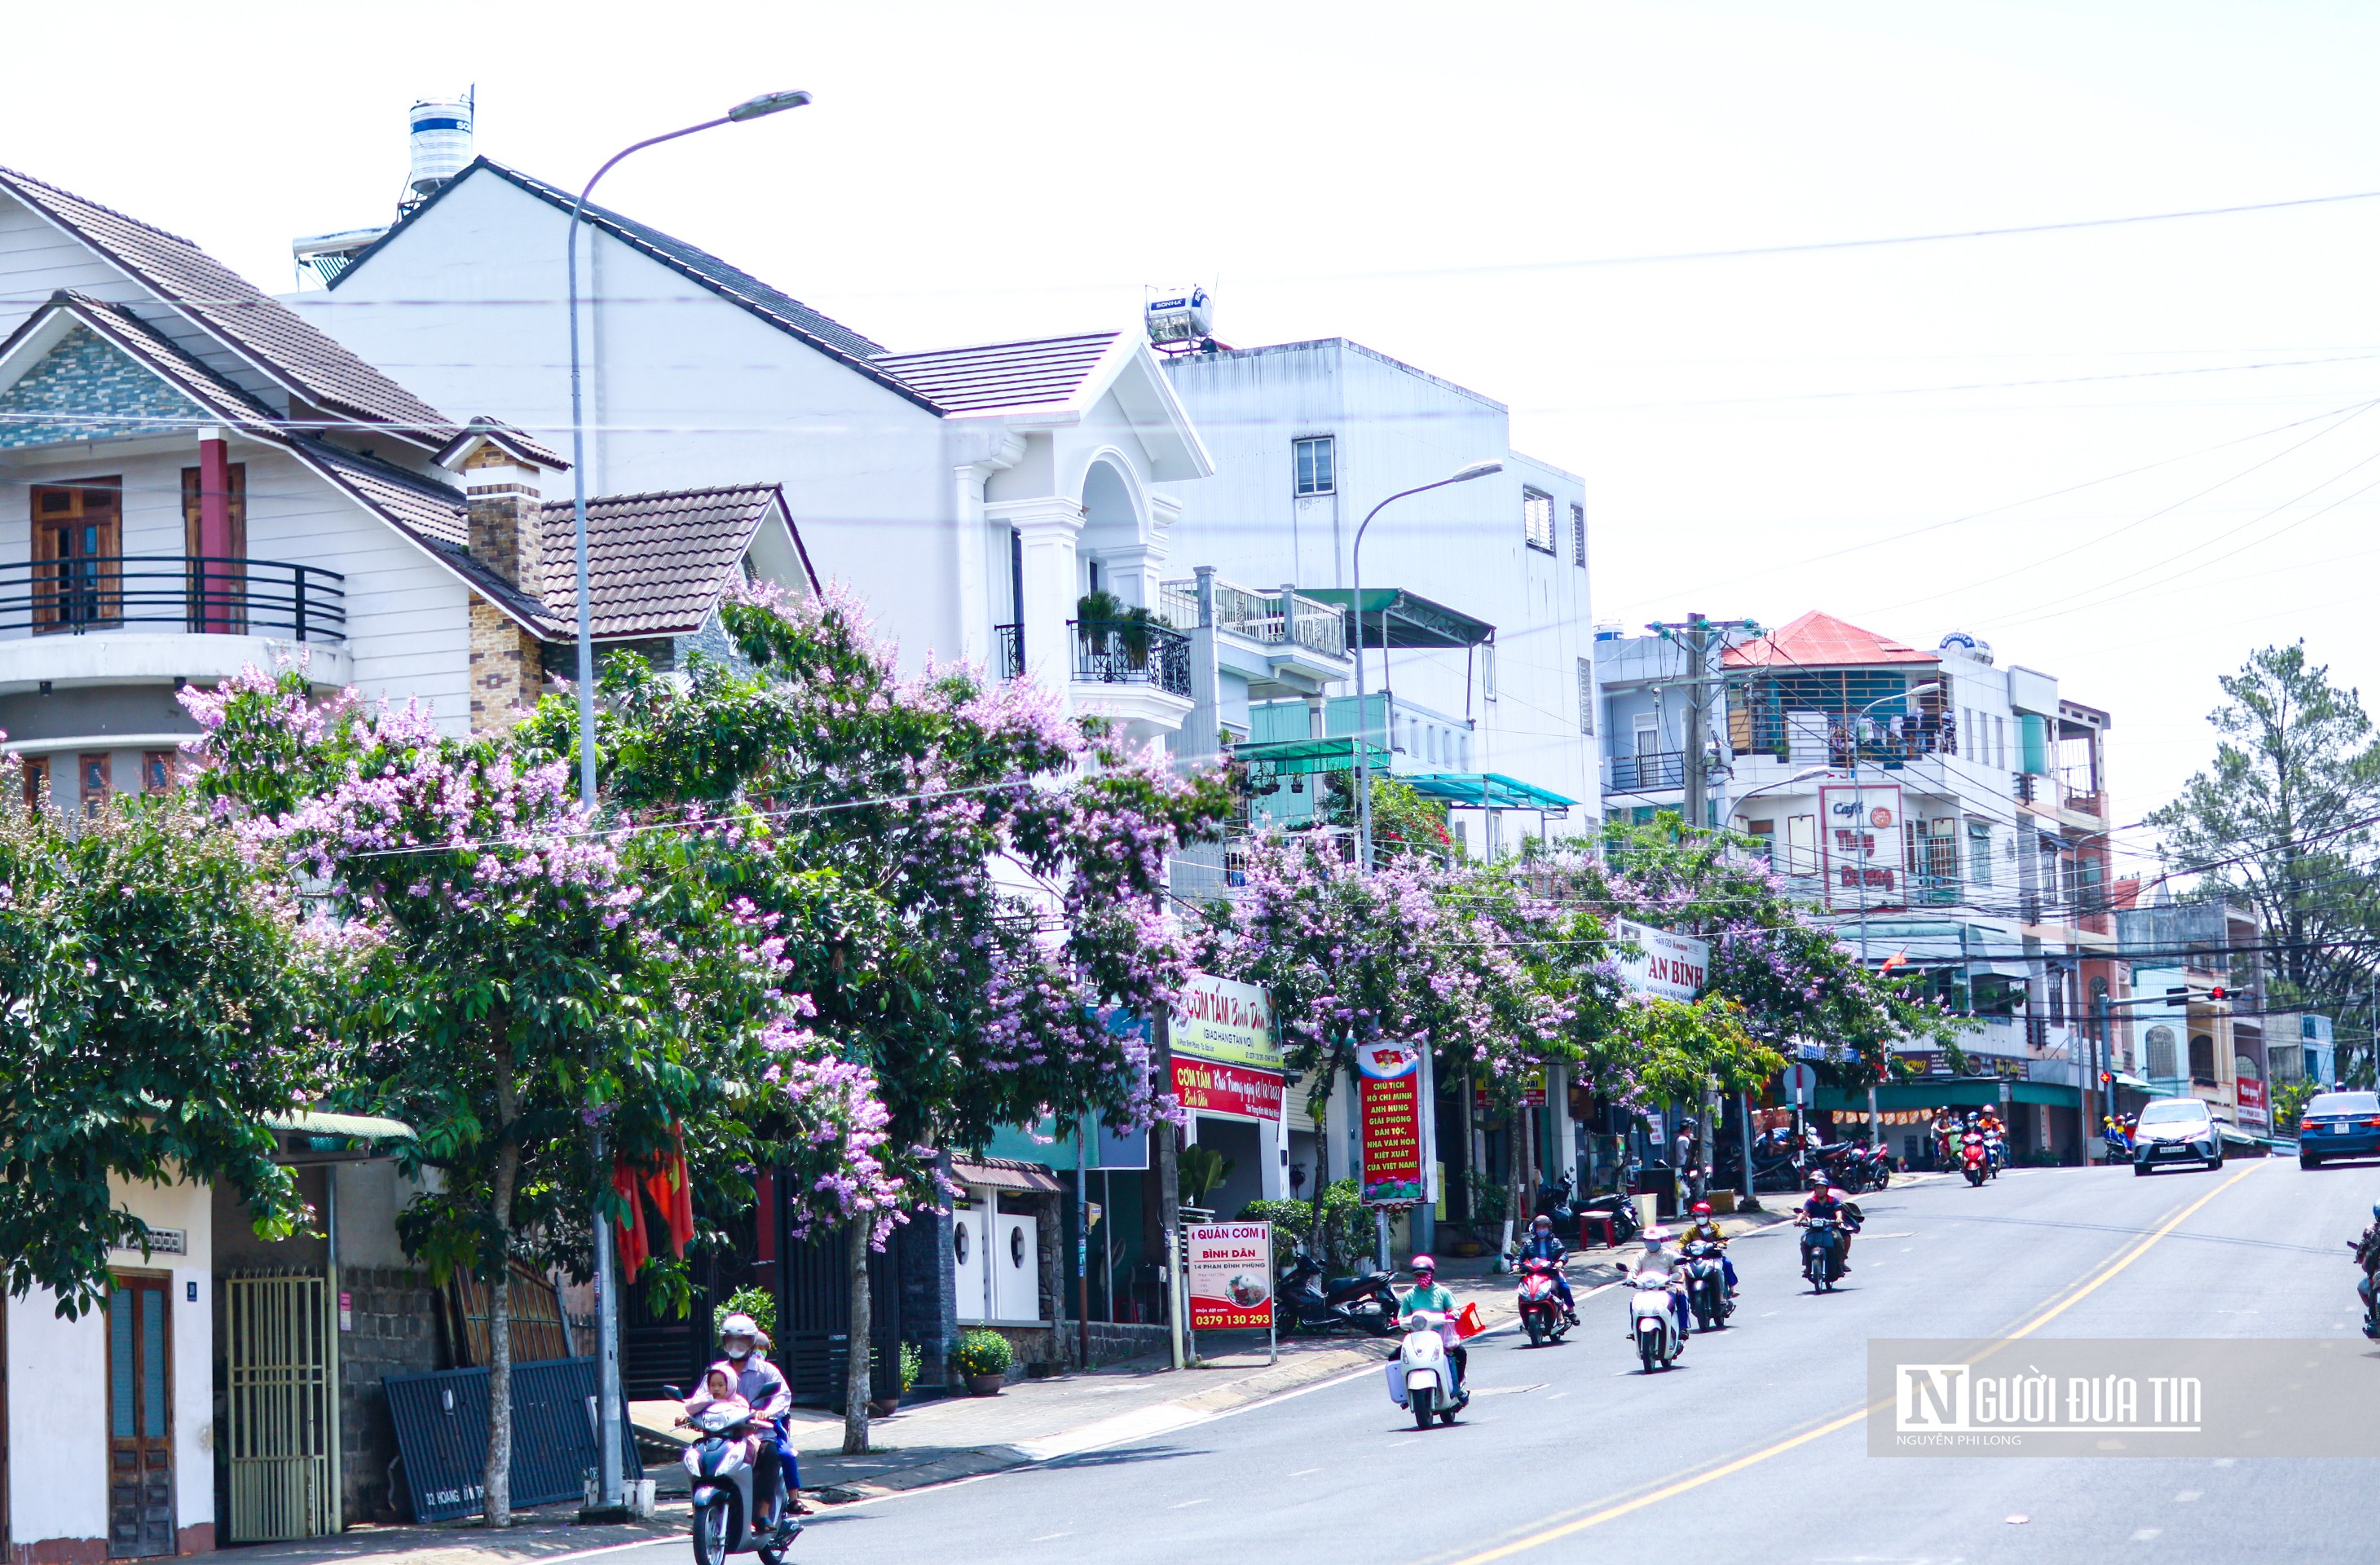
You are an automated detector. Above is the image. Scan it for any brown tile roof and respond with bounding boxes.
[0,165,455,443]
[874,331,1120,412]
[534,485,785,638]
[1723,610,1940,671]
[433,415,569,472]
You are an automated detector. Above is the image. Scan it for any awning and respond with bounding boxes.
[1236,736,1391,776]
[952,1156,1064,1194]
[1811,1078,2080,1113]
[2110,1070,2153,1091]
[1403,772,1578,811]
[1300,588,1496,650]
[263,1110,416,1140]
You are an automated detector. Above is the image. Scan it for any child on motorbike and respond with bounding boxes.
[678,1368,768,1465]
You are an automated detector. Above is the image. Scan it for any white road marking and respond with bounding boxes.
[1029,1532,1073,1542]
[2131,1528,2162,1541]
[1287,1467,1320,1477]
[1170,1497,1210,1509]
[2176,1491,2202,1501]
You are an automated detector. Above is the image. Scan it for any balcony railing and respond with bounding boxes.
[1072,619,1192,698]
[1,556,346,642]
[993,622,1023,681]
[1608,750,1685,792]
[1159,577,1348,659]
[1733,708,1953,768]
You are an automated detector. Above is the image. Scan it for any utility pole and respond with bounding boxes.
[1681,612,1709,835]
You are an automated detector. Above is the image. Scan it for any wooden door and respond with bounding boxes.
[30,482,121,632]
[106,1274,174,1558]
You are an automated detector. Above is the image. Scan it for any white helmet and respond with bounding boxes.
[719,1312,762,1360]
[1642,1226,1673,1246]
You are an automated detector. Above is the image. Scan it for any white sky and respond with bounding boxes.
[8,0,2377,870]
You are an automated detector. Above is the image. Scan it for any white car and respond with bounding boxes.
[2132,1096,2224,1175]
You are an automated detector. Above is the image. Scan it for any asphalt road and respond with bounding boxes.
[643,1156,2380,1565]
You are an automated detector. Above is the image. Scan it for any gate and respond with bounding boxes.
[224,1272,333,1542]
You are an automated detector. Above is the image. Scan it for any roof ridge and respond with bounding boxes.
[540,481,778,508]
[0,164,204,249]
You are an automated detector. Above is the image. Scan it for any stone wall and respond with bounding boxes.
[337,1266,447,1523]
[466,600,543,733]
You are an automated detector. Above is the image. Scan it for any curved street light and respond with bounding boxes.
[1350,459,1504,871]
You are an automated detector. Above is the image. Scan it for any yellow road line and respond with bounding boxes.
[1435,1160,2265,1565]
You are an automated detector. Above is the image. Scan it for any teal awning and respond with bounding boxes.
[1236,736,1391,777]
[1402,772,1578,810]
[1300,588,1496,650]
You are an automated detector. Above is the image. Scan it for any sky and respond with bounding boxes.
[7,0,2377,860]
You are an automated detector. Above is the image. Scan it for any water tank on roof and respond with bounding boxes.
[1937,629,1993,666]
[1145,285,1215,352]
[408,94,474,198]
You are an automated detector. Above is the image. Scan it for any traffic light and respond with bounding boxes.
[2098,1070,2112,1086]
[2209,987,2229,1003]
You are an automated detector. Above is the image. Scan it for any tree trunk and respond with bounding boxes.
[1305,1084,1331,1257]
[841,1219,870,1454]
[483,1043,518,1528]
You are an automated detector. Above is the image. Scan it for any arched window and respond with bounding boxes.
[2144,1025,2177,1079]
[2188,1033,2216,1082]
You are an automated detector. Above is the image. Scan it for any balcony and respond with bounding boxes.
[1733,708,1953,769]
[1073,619,1192,698]
[993,622,1024,681]
[2,556,346,643]
[1608,749,1684,793]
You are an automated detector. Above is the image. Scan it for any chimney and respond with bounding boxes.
[461,447,546,595]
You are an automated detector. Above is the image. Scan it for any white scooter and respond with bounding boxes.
[1390,1308,1469,1429]
[1629,1273,1683,1373]
[668,1386,800,1565]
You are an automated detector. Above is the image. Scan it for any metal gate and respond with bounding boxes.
[224,1272,333,1542]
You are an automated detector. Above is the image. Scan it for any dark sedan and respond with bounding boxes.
[2132,1096,2224,1175]
[2298,1091,2380,1168]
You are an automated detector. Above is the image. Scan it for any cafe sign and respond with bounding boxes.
[1172,972,1281,1072]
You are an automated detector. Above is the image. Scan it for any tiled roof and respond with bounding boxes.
[874,332,1119,412]
[0,165,454,442]
[333,160,940,414]
[534,485,783,638]
[1723,610,1939,671]
[434,414,569,472]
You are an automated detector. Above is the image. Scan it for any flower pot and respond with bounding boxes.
[965,1373,1006,1396]
[869,1395,901,1417]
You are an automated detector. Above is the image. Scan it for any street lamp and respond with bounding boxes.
[561,89,809,1519]
[1350,460,1503,871]
[566,88,812,809]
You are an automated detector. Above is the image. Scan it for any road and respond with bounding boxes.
[652,1157,2378,1564]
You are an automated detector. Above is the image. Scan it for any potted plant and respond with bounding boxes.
[954,1328,1012,1395]
[1076,589,1163,668]
[870,1342,922,1417]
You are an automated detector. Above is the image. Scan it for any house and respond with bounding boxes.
[1598,611,2126,1162]
[2118,894,2272,1135]
[1156,338,1598,857]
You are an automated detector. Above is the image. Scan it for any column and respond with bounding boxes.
[990,496,1084,696]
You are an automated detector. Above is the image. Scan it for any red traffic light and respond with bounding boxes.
[2209,986,2228,1002]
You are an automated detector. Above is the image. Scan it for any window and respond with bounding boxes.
[21,755,47,812]
[1482,644,1497,700]
[79,752,111,817]
[1576,657,1595,734]
[2188,1034,2216,1082]
[1570,502,1586,566]
[31,482,123,631]
[1745,819,1775,862]
[1968,822,1993,888]
[141,751,175,795]
[1294,436,1335,496]
[1523,487,1554,553]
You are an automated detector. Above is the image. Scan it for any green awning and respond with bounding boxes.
[1811,1077,2078,1113]
[1236,736,1391,777]
[262,1110,416,1140]
[1300,588,1496,650]
[1403,772,1578,810]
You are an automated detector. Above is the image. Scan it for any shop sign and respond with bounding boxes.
[2237,1076,2267,1120]
[1171,1056,1285,1122]
[1173,973,1282,1071]
[1357,1040,1435,1208]
[1614,919,1710,1002]
[1818,782,1906,910]
[1187,1220,1274,1331]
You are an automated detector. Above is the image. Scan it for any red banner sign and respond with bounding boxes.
[2237,1076,2267,1116]
[1357,1041,1428,1206]
[1172,1057,1285,1122]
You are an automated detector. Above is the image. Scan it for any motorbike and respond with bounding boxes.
[1578,1191,1642,1245]
[1679,1238,1731,1331]
[1276,1250,1398,1336]
[1534,1170,1578,1224]
[1392,1308,1468,1428]
[1960,1132,1992,1187]
[1983,1128,2008,1170]
[1629,1272,1683,1373]
[1514,1256,1571,1347]
[1854,1144,1895,1190]
[664,1386,799,1565]
[2351,1230,2380,1341]
[1800,1215,1850,1292]
[2103,1126,2133,1163]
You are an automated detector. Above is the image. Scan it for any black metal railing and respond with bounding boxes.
[1609,750,1685,792]
[1072,618,1192,697]
[0,555,346,642]
[993,622,1024,681]
[1733,708,1954,768]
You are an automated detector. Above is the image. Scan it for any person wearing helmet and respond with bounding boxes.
[2356,1202,2380,1339]
[1800,1170,1859,1272]
[1677,1200,1737,1296]
[714,1313,809,1519]
[1627,1227,1691,1344]
[1399,1255,1466,1397]
[1514,1214,1578,1324]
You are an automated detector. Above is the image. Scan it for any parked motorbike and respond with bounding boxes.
[1534,1170,1578,1224]
[1392,1308,1468,1428]
[1800,1215,1850,1292]
[1680,1237,1731,1331]
[1960,1131,1992,1187]
[1276,1250,1398,1336]
[663,1386,798,1565]
[1578,1191,1642,1245]
[1854,1144,1895,1190]
[1629,1272,1683,1372]
[1514,1256,1572,1347]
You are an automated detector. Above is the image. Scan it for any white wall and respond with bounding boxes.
[7,1177,214,1552]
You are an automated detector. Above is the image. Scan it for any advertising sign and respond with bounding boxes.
[1187,1220,1275,1331]
[1172,973,1281,1071]
[1819,782,1906,910]
[1357,1040,1435,1207]
[2236,1075,2267,1122]
[1614,919,1711,1002]
[1171,1056,1286,1122]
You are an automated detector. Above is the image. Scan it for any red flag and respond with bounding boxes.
[610,1160,650,1277]
[1879,949,1908,974]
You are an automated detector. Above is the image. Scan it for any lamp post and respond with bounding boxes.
[1844,682,1940,1157]
[562,88,809,1519]
[1350,460,1502,872]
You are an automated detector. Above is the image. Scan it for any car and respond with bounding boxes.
[2295,1091,2380,1168]
[2131,1096,2224,1175]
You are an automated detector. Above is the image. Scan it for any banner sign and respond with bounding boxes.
[1172,973,1281,1071]
[1187,1221,1275,1331]
[1614,919,1710,1002]
[1819,782,1906,910]
[1357,1040,1434,1207]
[2236,1076,2267,1122]
[1171,1056,1285,1122]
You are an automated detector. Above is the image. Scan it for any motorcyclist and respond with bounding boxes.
[1514,1214,1578,1324]
[1931,1109,1962,1166]
[713,1313,810,1519]
[1399,1254,1466,1397]
[1797,1171,1860,1273]
[2353,1202,2380,1338]
[1626,1226,1691,1344]
[1676,1200,1738,1295]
